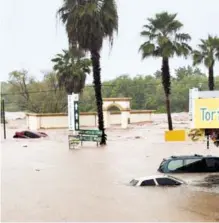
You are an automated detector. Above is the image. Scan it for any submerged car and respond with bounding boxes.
[13,131,48,138]
[158,154,219,173]
[130,175,185,187]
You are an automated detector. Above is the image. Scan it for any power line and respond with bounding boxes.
[1,82,219,96]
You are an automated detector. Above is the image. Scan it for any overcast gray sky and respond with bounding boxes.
[1,0,219,83]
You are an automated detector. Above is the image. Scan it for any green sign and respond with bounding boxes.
[79,135,101,142]
[79,129,102,136]
[69,135,80,146]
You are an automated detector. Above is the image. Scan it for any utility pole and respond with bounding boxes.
[1,99,6,139]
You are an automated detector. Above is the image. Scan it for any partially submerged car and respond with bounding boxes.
[158,154,219,173]
[13,131,48,139]
[130,175,185,187]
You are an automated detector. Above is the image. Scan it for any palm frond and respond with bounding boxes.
[175,33,191,42]
[139,12,191,60]
[139,42,158,59]
[193,50,204,65]
[193,35,219,68]
[58,0,118,52]
[51,47,91,94]
[101,0,118,48]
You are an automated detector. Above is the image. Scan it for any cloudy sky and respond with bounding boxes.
[1,0,219,83]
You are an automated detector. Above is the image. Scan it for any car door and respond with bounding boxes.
[205,158,219,172]
[183,158,204,172]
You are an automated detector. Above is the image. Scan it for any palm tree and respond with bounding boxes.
[193,35,219,91]
[139,12,192,130]
[58,0,118,145]
[51,47,91,94]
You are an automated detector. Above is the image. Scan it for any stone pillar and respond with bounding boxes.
[103,111,110,128]
[121,111,130,129]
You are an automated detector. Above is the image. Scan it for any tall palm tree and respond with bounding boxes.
[193,35,219,91]
[51,47,91,94]
[58,0,118,145]
[139,12,192,130]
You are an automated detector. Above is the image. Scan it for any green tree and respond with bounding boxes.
[139,12,192,130]
[2,67,219,113]
[39,72,67,113]
[51,47,91,94]
[4,71,68,113]
[8,70,41,112]
[175,66,205,81]
[58,0,118,145]
[193,35,219,90]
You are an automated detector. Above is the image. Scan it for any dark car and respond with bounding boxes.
[158,154,219,173]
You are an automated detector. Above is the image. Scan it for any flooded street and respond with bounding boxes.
[1,119,219,221]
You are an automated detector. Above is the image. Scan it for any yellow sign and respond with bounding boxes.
[187,129,205,141]
[194,98,219,129]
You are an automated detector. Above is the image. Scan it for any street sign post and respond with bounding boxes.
[68,135,80,149]
[189,88,219,149]
[67,93,104,148]
[68,95,74,131]
[68,93,79,132]
[78,129,103,146]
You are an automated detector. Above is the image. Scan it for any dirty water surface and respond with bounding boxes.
[1,124,219,222]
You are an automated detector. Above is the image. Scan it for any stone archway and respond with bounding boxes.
[103,98,131,129]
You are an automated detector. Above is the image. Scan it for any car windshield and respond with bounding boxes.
[130,179,139,186]
[158,159,166,170]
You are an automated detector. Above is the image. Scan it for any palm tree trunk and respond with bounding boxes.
[161,57,173,131]
[208,65,214,91]
[91,50,107,145]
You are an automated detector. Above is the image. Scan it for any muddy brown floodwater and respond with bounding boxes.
[1,120,219,221]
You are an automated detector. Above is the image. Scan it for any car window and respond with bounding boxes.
[140,179,156,186]
[167,159,183,171]
[184,158,202,165]
[206,158,219,169]
[156,178,180,186]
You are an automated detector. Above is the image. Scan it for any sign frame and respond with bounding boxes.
[189,88,219,129]
[194,98,219,129]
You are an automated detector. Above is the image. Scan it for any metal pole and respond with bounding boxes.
[207,135,209,149]
[2,99,6,139]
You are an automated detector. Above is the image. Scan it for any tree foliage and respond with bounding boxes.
[2,66,218,114]
[193,35,219,90]
[139,12,192,130]
[51,47,91,94]
[58,0,118,145]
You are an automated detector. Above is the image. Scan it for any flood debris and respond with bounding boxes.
[135,136,141,139]
[193,175,219,188]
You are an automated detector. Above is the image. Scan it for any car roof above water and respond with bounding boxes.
[164,154,218,160]
[134,175,175,181]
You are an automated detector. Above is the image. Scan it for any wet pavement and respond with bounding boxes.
[1,122,219,221]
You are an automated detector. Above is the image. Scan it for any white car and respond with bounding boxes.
[130,175,185,187]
